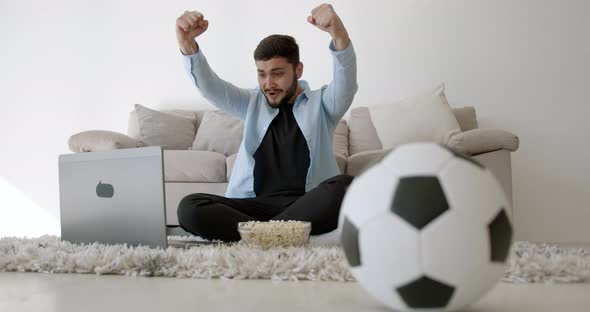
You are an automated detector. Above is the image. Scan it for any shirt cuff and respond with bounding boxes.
[181,47,203,59]
[182,49,206,71]
[329,40,352,52]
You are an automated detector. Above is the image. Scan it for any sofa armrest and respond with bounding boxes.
[68,130,142,152]
[446,128,519,156]
[346,149,392,176]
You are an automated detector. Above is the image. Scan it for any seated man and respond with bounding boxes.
[175,4,358,242]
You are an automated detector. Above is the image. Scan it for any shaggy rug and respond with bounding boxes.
[1,236,589,283]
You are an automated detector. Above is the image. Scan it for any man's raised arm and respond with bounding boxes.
[176,11,249,120]
[308,4,358,124]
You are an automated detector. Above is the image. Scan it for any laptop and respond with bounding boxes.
[59,146,234,248]
[59,146,169,248]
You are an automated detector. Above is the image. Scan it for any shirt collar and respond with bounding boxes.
[296,80,311,102]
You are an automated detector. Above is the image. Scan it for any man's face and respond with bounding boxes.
[256,57,302,107]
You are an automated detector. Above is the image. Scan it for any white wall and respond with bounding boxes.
[1,0,588,243]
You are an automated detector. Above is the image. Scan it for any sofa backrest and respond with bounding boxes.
[452,106,478,132]
[346,106,478,156]
[127,106,477,156]
[127,108,349,158]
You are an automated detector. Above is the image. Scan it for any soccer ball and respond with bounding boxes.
[339,142,513,311]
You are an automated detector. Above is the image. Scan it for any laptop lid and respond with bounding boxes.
[58,146,167,248]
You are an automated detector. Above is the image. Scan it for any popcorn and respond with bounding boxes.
[238,220,311,249]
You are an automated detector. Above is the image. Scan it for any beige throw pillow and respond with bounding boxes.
[68,130,141,152]
[134,104,197,150]
[192,110,244,156]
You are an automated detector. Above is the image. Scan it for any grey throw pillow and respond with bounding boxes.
[192,110,244,156]
[134,104,197,150]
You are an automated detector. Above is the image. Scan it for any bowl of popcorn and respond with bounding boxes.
[238,220,312,249]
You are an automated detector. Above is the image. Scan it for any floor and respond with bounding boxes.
[1,272,589,312]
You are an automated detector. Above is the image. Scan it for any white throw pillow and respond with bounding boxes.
[368,84,461,150]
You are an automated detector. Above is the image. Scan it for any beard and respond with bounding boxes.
[264,74,299,108]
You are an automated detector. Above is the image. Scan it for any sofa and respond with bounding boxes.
[68,101,519,242]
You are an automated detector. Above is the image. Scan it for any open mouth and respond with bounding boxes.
[266,90,282,97]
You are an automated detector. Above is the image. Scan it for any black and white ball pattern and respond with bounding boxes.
[339,142,513,311]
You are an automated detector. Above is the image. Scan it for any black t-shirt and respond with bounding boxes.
[253,103,310,197]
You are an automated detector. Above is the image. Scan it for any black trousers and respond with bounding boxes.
[177,174,354,242]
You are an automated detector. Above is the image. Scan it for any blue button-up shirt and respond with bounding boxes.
[184,41,357,198]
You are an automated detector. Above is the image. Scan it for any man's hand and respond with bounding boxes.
[176,10,209,55]
[307,4,350,50]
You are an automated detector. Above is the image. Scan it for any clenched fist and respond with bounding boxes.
[307,4,350,50]
[176,10,209,55]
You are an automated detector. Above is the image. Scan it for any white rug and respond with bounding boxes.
[0,236,352,281]
[505,241,590,283]
[1,236,589,283]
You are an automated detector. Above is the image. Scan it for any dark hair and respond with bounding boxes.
[254,34,300,67]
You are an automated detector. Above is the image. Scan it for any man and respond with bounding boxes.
[175,4,358,242]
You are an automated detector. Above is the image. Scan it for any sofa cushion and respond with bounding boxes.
[348,84,460,154]
[68,130,142,152]
[346,149,392,176]
[134,104,197,150]
[163,150,227,183]
[192,110,244,156]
